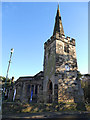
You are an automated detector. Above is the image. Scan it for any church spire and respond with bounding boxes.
[53,4,64,36]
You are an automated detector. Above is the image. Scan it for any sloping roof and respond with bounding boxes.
[15,71,44,84]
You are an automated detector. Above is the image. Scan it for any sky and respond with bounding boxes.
[2,2,88,81]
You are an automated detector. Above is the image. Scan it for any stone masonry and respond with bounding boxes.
[9,4,84,103]
[43,5,84,103]
[11,71,44,103]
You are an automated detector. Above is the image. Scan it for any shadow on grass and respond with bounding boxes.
[2,101,88,115]
[76,102,86,111]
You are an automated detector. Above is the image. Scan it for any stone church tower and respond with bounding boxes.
[43,5,84,103]
[10,4,84,104]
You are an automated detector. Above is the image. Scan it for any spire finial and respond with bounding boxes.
[53,4,64,36]
[57,3,61,17]
[58,3,59,11]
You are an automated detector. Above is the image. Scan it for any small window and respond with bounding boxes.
[64,44,69,53]
[48,48,51,58]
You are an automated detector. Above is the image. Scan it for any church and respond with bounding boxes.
[9,4,84,103]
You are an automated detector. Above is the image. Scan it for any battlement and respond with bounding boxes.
[66,36,70,41]
[59,34,76,46]
[44,35,56,48]
[44,34,75,49]
[64,36,75,46]
[70,38,75,46]
[44,39,51,46]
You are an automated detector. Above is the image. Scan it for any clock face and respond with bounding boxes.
[65,64,70,71]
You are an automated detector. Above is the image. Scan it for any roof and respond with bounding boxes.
[15,71,44,84]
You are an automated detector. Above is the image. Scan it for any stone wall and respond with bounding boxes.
[55,34,84,103]
[11,71,44,103]
[43,38,56,103]
[43,33,84,103]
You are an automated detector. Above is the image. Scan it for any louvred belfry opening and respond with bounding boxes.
[53,4,64,36]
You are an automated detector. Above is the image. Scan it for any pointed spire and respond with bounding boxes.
[57,4,61,17]
[53,4,64,36]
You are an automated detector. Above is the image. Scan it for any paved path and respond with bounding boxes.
[1,111,90,120]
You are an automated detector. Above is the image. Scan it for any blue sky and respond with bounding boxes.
[2,2,88,80]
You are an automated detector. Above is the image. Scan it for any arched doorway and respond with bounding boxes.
[47,80,53,103]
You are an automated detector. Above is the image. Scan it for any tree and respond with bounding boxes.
[0,76,14,101]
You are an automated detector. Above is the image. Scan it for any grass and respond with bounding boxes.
[2,102,90,115]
